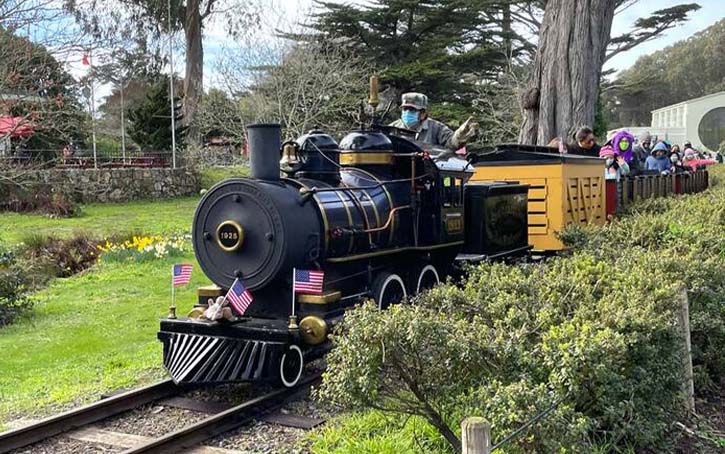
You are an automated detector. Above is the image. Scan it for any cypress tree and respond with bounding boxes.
[127,77,186,151]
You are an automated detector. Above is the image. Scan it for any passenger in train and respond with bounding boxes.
[631,132,652,175]
[671,144,682,159]
[645,142,673,174]
[669,151,687,173]
[599,145,630,181]
[567,126,601,157]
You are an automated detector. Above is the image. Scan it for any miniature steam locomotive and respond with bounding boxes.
[158,123,530,387]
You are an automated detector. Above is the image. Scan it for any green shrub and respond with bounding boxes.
[199,165,249,189]
[0,245,33,326]
[318,252,688,453]
[0,182,80,218]
[17,232,101,284]
[560,173,725,391]
[94,135,123,156]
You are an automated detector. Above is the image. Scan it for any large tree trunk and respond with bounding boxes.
[519,0,616,145]
[183,0,203,143]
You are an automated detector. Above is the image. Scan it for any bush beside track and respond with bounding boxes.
[310,165,725,453]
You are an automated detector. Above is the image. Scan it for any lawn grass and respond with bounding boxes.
[0,172,249,426]
[200,165,249,190]
[0,252,206,425]
[0,197,199,245]
[307,410,447,454]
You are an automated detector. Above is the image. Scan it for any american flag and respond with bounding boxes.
[172,264,193,287]
[294,269,324,294]
[226,278,254,316]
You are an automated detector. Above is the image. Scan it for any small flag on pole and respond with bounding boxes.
[294,269,324,294]
[226,278,254,316]
[172,263,193,287]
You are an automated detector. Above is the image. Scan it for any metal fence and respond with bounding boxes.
[0,150,174,169]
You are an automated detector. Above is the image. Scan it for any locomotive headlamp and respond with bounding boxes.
[216,220,244,252]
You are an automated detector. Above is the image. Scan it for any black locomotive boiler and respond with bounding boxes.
[158,123,530,387]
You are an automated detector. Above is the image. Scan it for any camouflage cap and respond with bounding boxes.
[401,92,428,110]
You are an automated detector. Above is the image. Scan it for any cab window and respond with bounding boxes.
[442,176,462,207]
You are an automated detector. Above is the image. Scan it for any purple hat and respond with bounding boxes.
[612,130,634,162]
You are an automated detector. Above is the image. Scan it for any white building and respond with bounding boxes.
[609,91,725,152]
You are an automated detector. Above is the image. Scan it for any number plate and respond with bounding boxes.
[216,220,244,251]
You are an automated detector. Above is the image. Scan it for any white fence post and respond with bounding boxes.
[461,417,491,454]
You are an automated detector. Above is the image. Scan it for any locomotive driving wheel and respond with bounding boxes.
[372,271,407,310]
[278,345,304,388]
[413,264,440,295]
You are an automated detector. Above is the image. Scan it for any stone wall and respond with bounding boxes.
[1,167,200,203]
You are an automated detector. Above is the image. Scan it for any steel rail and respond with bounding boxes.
[122,373,322,454]
[0,379,179,453]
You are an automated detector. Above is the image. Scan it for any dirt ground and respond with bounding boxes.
[665,386,725,453]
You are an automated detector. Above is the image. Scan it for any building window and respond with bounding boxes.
[698,107,725,151]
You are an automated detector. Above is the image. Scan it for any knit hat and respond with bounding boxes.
[639,131,652,143]
[599,145,615,158]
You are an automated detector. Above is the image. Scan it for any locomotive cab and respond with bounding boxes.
[432,158,471,246]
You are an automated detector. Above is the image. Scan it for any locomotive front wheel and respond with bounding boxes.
[372,272,407,310]
[415,264,440,294]
[279,345,304,388]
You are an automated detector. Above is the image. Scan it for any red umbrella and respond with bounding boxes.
[0,116,34,137]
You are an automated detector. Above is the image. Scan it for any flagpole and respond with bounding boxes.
[167,0,177,169]
[211,277,235,320]
[168,265,176,319]
[89,46,97,169]
[291,267,296,317]
[289,268,298,330]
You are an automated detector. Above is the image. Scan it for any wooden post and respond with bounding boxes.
[633,177,640,202]
[461,417,491,454]
[621,177,629,210]
[676,286,696,414]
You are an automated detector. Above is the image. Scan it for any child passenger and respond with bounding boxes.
[599,145,630,181]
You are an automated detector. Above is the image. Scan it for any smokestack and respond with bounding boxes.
[247,123,281,181]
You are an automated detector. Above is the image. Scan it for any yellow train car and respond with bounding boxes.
[470,146,605,251]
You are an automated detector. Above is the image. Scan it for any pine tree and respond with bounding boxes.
[127,77,185,151]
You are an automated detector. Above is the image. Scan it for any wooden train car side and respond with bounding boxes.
[470,144,712,252]
[470,146,605,251]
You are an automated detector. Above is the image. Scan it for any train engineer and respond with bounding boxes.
[389,92,479,151]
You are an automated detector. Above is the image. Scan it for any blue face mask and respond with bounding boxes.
[401,110,419,128]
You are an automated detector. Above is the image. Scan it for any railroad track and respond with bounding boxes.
[0,379,179,453]
[122,373,322,454]
[0,373,322,453]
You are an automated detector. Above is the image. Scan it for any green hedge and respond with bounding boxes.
[559,168,725,392]
[313,166,725,453]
